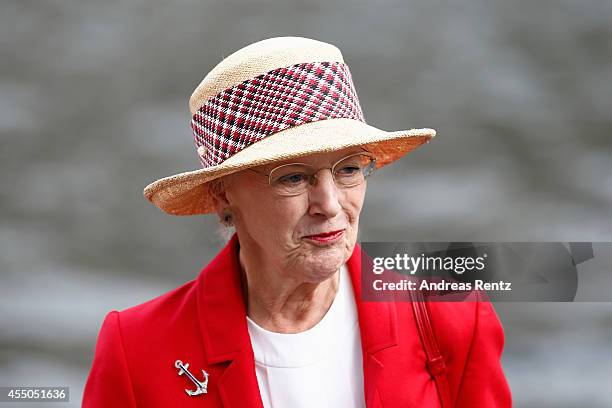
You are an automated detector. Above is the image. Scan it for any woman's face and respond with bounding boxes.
[221,147,367,283]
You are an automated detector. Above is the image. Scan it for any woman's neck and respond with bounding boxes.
[238,245,340,334]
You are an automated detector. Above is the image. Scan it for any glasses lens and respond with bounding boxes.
[333,154,376,187]
[267,154,376,196]
[269,164,312,196]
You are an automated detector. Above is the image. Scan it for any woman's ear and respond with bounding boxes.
[208,177,236,226]
[208,178,230,217]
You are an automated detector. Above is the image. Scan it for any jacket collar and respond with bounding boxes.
[196,232,398,407]
[346,241,399,407]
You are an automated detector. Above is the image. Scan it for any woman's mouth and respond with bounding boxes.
[303,229,345,244]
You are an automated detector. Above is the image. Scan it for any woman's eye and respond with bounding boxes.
[337,165,360,175]
[278,173,307,184]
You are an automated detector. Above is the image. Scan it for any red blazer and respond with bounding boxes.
[83,233,511,407]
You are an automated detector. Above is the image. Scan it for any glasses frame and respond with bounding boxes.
[248,149,377,197]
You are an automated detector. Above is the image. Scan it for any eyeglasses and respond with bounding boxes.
[249,151,377,197]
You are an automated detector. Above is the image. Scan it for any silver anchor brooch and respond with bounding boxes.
[175,359,209,396]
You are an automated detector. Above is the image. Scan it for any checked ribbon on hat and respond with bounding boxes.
[191,61,365,168]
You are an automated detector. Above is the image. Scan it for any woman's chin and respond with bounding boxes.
[299,253,345,281]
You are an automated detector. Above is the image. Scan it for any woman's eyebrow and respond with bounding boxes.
[258,150,366,172]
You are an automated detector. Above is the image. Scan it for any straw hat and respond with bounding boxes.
[143,36,436,216]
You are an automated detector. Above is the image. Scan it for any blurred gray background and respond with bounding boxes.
[1,0,611,406]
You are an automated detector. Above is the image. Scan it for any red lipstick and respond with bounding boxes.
[304,229,345,244]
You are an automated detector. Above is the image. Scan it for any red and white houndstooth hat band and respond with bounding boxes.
[143,36,436,216]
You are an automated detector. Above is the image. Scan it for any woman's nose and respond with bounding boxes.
[307,169,342,218]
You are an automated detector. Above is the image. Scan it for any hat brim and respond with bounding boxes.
[143,118,435,216]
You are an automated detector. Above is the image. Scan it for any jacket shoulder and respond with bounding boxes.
[426,291,505,353]
[419,291,510,406]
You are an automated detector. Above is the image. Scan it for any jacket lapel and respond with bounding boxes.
[347,243,399,407]
[196,233,264,408]
[195,235,398,408]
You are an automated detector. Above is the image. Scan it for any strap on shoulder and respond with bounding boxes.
[410,289,453,408]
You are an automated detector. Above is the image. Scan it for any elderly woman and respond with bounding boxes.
[83,37,511,407]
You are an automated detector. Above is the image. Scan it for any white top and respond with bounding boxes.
[246,263,366,408]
